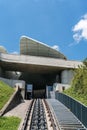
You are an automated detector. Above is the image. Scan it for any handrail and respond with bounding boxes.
[55,92,87,128]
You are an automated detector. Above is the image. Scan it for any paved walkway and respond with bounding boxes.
[47,99,86,130]
[4,100,31,119]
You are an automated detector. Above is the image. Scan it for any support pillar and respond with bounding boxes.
[61,69,74,84]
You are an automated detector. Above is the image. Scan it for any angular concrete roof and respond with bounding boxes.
[20,36,66,59]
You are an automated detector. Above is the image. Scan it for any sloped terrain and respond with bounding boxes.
[64,59,87,106]
[0,80,21,130]
[0,80,15,110]
[0,116,21,130]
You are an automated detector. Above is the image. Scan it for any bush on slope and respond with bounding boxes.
[64,58,87,106]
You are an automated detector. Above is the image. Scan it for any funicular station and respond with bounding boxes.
[0,36,82,99]
[0,36,86,130]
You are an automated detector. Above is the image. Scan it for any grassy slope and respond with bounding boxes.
[0,116,21,130]
[0,80,15,110]
[64,65,87,106]
[64,86,87,106]
[0,81,21,130]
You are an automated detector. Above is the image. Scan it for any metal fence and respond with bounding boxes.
[55,92,87,128]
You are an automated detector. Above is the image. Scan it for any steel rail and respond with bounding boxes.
[21,99,60,130]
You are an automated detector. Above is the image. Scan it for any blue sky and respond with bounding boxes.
[0,0,87,61]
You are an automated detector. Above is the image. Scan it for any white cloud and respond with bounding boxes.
[68,41,79,47]
[51,45,59,51]
[10,51,19,54]
[82,14,87,19]
[72,14,87,43]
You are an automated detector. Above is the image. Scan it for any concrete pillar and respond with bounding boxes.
[56,75,59,83]
[61,69,74,84]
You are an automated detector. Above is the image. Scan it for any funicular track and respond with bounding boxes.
[21,99,59,130]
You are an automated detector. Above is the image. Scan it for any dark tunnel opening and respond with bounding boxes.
[33,84,46,98]
[19,72,59,99]
[26,83,46,99]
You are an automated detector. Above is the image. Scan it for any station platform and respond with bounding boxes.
[47,99,86,130]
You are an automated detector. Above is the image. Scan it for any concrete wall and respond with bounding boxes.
[0,66,20,80]
[5,71,19,79]
[53,83,70,92]
[0,77,25,99]
[61,69,74,84]
[0,67,15,79]
[0,87,23,116]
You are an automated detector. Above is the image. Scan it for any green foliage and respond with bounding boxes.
[0,116,21,130]
[64,60,87,106]
[83,57,87,67]
[0,80,14,110]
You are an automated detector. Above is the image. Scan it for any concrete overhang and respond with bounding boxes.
[0,53,83,74]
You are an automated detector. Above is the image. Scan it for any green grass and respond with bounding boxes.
[0,80,15,110]
[64,87,87,106]
[0,81,21,129]
[63,62,87,106]
[0,116,21,130]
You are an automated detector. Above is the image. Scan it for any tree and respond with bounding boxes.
[83,57,87,67]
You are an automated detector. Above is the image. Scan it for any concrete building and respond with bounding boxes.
[0,36,83,98]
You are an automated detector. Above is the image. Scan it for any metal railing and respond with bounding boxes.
[55,92,87,128]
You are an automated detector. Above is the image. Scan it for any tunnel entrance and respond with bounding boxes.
[33,84,46,98]
[26,84,46,99]
[20,73,57,99]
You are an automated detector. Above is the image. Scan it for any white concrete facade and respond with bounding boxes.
[53,83,70,92]
[61,70,74,84]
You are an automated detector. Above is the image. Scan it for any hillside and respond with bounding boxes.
[0,80,14,110]
[64,59,87,106]
[0,116,21,130]
[0,81,21,130]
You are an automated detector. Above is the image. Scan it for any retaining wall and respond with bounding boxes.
[0,87,23,116]
[0,77,25,99]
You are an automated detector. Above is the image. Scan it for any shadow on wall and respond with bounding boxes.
[0,86,24,116]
